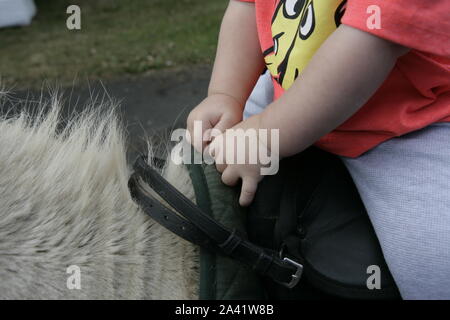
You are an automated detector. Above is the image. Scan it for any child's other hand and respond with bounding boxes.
[187,94,243,153]
[207,115,266,207]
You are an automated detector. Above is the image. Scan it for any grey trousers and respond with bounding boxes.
[341,123,450,300]
[244,74,450,299]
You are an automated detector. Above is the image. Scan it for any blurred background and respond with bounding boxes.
[0,0,227,156]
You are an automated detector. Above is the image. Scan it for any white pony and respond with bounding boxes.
[0,93,199,299]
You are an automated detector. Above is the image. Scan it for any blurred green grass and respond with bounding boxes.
[0,0,227,88]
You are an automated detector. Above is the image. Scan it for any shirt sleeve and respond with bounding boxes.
[342,0,450,57]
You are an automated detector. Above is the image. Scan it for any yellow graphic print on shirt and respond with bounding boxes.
[265,0,347,90]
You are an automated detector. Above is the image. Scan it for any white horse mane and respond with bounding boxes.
[0,93,199,299]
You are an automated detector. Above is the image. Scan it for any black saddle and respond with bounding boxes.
[129,147,400,300]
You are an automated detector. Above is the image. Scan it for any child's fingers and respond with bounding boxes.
[214,115,238,134]
[216,162,227,173]
[203,128,212,144]
[207,137,227,172]
[221,167,239,186]
[187,118,213,153]
[202,143,215,164]
[239,176,258,207]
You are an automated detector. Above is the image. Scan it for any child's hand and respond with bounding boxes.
[187,94,243,152]
[207,114,268,207]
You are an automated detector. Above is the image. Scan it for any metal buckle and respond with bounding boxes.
[281,257,304,289]
[277,243,303,288]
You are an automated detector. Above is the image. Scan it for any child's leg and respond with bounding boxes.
[341,123,450,299]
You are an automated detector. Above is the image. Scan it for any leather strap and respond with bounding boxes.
[128,155,303,288]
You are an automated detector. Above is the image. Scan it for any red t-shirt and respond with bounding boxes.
[239,0,450,157]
